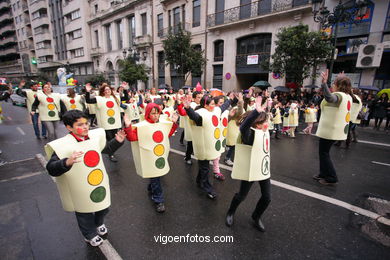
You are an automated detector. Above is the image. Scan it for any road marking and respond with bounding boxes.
[16,127,26,136]
[170,148,390,226]
[99,240,123,260]
[3,157,35,165]
[372,161,390,167]
[352,140,390,147]
[35,154,124,259]
[0,171,42,183]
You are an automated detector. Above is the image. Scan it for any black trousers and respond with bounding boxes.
[197,160,214,193]
[105,129,119,156]
[318,138,338,183]
[228,179,271,220]
[75,208,109,239]
[185,141,193,160]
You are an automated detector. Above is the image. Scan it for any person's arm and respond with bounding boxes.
[177,103,187,116]
[220,98,232,113]
[321,83,338,103]
[240,109,260,138]
[136,95,143,106]
[46,152,72,177]
[16,88,26,97]
[31,96,40,112]
[120,90,129,102]
[185,107,203,126]
[102,136,124,155]
[85,92,97,104]
[168,123,178,137]
[59,100,66,113]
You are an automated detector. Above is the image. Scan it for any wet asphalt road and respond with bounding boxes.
[0,102,389,260]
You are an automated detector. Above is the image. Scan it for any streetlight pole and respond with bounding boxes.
[312,0,372,85]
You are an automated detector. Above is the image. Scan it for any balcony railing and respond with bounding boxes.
[134,34,152,46]
[91,47,102,57]
[235,53,270,74]
[207,0,310,28]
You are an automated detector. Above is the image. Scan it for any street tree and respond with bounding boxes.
[162,24,206,86]
[118,57,148,87]
[85,74,108,87]
[263,24,333,87]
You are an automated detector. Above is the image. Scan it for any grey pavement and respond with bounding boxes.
[0,101,389,260]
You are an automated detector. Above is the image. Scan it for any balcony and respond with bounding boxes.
[207,0,311,28]
[26,29,33,38]
[0,1,10,9]
[34,30,51,40]
[28,43,35,50]
[134,34,152,47]
[91,47,102,57]
[22,2,29,12]
[235,53,270,74]
[29,0,47,12]
[24,15,31,25]
[0,35,17,45]
[2,46,19,55]
[35,47,53,57]
[158,23,190,38]
[0,24,15,35]
[0,12,12,21]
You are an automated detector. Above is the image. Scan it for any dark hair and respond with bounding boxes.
[62,110,88,127]
[213,96,224,104]
[99,83,120,105]
[334,76,359,103]
[198,94,213,109]
[237,111,268,127]
[67,88,76,98]
[192,91,201,99]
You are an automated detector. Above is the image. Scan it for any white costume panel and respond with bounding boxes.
[37,92,61,121]
[95,96,122,130]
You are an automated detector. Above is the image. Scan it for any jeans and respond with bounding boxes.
[148,177,164,203]
[75,208,109,239]
[225,145,235,161]
[197,160,214,193]
[42,120,60,140]
[105,129,120,156]
[185,141,193,161]
[318,138,337,183]
[31,113,46,137]
[228,179,271,220]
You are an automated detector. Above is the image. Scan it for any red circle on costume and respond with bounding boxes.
[152,131,164,143]
[106,101,114,108]
[165,111,170,117]
[34,94,37,98]
[212,116,219,127]
[70,99,75,104]
[266,138,269,152]
[46,97,54,103]
[84,151,100,167]
[347,101,351,111]
[132,105,135,109]
[222,117,228,127]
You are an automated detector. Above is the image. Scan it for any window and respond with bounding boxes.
[71,10,80,20]
[214,40,224,61]
[38,56,47,63]
[173,7,180,33]
[36,41,45,49]
[141,13,147,36]
[157,13,163,37]
[19,15,22,23]
[13,4,16,11]
[17,1,20,8]
[73,29,82,39]
[21,27,25,35]
[17,29,20,37]
[94,4,98,14]
[213,65,223,89]
[128,16,135,46]
[94,30,99,47]
[116,20,123,49]
[182,4,186,24]
[106,24,112,51]
[215,0,225,25]
[15,16,19,24]
[72,48,84,58]
[192,0,200,27]
[168,10,172,28]
[158,51,165,86]
[32,11,40,19]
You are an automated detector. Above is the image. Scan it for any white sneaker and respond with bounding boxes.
[97,224,108,236]
[85,235,103,247]
[225,159,234,166]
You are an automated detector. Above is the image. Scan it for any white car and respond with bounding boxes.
[10,93,27,107]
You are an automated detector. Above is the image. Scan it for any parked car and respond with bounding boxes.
[10,93,27,107]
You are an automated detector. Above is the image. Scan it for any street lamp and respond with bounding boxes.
[122,45,140,61]
[312,0,372,85]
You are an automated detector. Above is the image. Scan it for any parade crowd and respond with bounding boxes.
[1,72,389,247]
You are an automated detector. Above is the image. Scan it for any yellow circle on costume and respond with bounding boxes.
[70,104,77,109]
[214,128,221,139]
[87,169,103,186]
[107,109,115,117]
[345,112,350,122]
[223,128,227,137]
[47,104,55,110]
[154,144,165,156]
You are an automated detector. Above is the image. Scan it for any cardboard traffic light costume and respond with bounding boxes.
[25,89,42,113]
[190,107,222,161]
[61,94,85,111]
[231,129,271,182]
[316,92,352,140]
[350,95,362,124]
[273,107,282,124]
[130,120,173,178]
[36,92,61,121]
[44,128,110,213]
[95,96,122,130]
[123,103,140,121]
[305,108,318,123]
[219,110,229,153]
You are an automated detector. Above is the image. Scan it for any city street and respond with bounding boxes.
[0,101,389,260]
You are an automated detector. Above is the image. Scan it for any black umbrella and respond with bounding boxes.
[274,86,290,92]
[158,84,168,89]
[358,85,379,91]
[253,81,271,89]
[304,84,319,89]
[182,85,191,89]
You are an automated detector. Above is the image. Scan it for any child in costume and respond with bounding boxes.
[314,70,354,185]
[183,93,233,199]
[302,103,317,135]
[270,101,282,139]
[45,110,126,246]
[124,103,178,213]
[226,95,271,232]
[287,100,299,138]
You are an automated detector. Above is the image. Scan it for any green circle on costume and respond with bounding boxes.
[344,124,349,134]
[90,186,106,203]
[107,117,115,125]
[155,157,165,169]
[48,111,56,117]
[215,140,221,151]
[222,139,226,148]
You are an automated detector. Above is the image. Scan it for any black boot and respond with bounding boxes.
[352,130,357,142]
[275,130,280,139]
[225,210,234,227]
[251,214,265,232]
[225,196,242,227]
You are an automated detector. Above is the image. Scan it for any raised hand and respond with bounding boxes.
[238,92,243,101]
[115,129,127,143]
[123,114,132,128]
[228,92,235,100]
[321,69,329,84]
[85,83,92,92]
[255,96,264,113]
[171,112,179,123]
[66,151,84,167]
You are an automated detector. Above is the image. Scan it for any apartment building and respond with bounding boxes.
[87,0,152,88]
[0,0,22,79]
